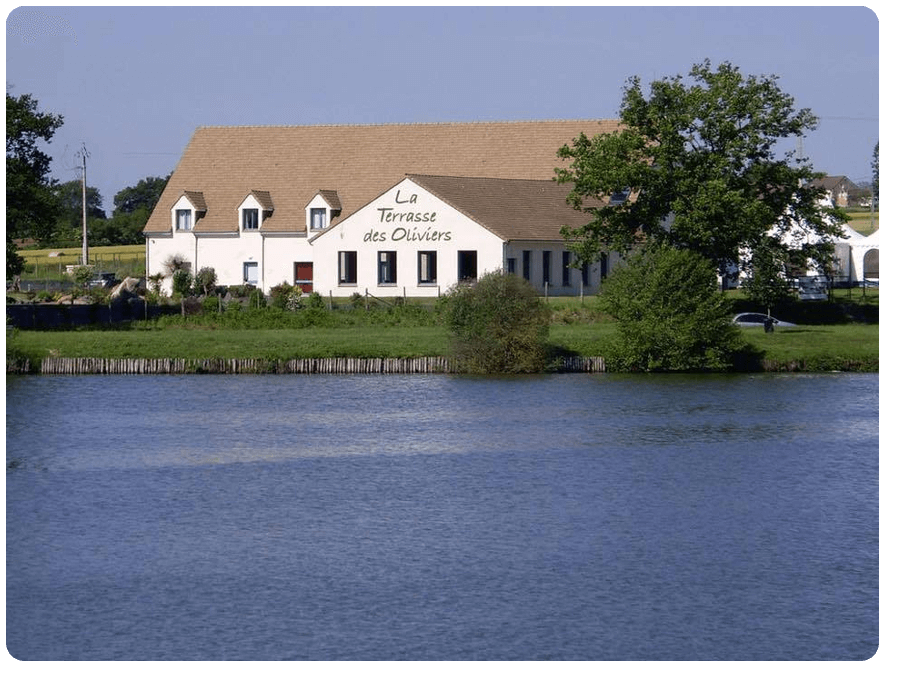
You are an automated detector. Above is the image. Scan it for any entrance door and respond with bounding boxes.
[295,262,314,293]
[243,262,259,286]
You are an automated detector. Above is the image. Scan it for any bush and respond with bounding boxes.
[172,269,192,298]
[194,267,217,296]
[599,243,746,371]
[269,282,295,310]
[202,295,221,314]
[247,288,267,308]
[442,269,551,373]
[307,291,325,309]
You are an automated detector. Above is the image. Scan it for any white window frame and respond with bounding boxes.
[418,251,438,285]
[310,207,327,230]
[378,251,397,286]
[243,261,259,285]
[175,209,192,231]
[338,251,357,285]
[242,208,259,231]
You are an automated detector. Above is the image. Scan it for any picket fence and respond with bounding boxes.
[7,355,606,375]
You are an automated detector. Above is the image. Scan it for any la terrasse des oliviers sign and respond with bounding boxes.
[363,189,452,243]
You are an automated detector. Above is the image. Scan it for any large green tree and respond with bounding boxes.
[51,179,106,245]
[555,60,845,278]
[109,174,170,244]
[6,91,64,244]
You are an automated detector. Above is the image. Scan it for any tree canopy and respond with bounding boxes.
[556,60,845,278]
[6,91,64,244]
[113,175,169,216]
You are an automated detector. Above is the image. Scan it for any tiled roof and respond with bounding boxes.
[143,120,620,235]
[406,174,591,242]
[317,190,342,211]
[249,190,274,211]
[183,190,207,211]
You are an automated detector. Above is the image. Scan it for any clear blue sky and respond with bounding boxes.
[6,4,881,213]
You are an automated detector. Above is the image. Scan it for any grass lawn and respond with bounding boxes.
[6,284,878,372]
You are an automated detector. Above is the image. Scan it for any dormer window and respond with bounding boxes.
[172,191,205,232]
[310,207,327,230]
[176,209,193,231]
[305,190,341,232]
[242,208,259,231]
[238,191,272,232]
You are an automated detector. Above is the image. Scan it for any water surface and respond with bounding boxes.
[6,373,878,660]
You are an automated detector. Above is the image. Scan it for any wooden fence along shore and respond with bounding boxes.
[7,355,607,375]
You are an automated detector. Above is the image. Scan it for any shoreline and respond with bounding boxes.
[6,355,876,375]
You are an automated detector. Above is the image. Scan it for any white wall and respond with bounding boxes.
[312,178,506,297]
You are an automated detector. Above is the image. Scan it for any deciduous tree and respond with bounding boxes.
[6,91,64,244]
[556,60,845,279]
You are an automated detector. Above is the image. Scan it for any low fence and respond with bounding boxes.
[6,301,180,329]
[7,355,607,375]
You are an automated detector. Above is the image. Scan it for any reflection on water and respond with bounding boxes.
[6,373,878,660]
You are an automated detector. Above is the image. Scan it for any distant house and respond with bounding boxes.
[143,120,626,296]
[808,176,859,208]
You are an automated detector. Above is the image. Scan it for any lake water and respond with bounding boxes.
[6,372,878,660]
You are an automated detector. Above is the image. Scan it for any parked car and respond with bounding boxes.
[732,313,796,328]
[88,272,117,288]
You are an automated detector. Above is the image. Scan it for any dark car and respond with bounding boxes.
[88,272,117,288]
[732,313,796,328]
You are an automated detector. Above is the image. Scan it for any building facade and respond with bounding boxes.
[143,120,624,296]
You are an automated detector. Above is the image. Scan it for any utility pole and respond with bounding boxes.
[79,144,89,267]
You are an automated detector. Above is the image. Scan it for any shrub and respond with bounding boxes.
[172,269,192,298]
[307,291,325,309]
[194,267,217,296]
[202,295,221,314]
[599,243,746,371]
[442,269,551,373]
[247,288,267,308]
[269,282,294,310]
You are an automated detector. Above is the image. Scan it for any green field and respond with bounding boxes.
[17,244,146,279]
[844,209,878,236]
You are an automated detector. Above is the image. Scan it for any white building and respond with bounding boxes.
[143,120,624,296]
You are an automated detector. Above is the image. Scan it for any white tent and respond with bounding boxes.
[833,226,879,285]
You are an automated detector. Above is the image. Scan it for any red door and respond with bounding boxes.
[294,262,313,293]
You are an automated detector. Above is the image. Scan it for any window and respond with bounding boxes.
[609,188,630,205]
[581,262,590,287]
[338,251,357,285]
[176,209,192,231]
[378,251,397,285]
[562,251,572,287]
[506,257,516,275]
[242,208,259,231]
[522,251,531,281]
[310,207,326,230]
[542,250,552,285]
[418,251,437,285]
[458,251,477,281]
[600,252,609,280]
[243,262,258,285]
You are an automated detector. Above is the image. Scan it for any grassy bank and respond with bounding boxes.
[6,289,878,373]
